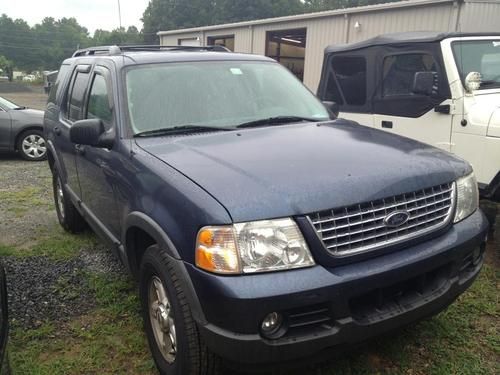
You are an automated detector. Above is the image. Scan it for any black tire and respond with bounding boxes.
[480,200,498,231]
[139,245,219,375]
[16,129,47,161]
[52,169,86,233]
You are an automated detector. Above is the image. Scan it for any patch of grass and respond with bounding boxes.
[0,187,47,216]
[0,228,99,260]
[9,272,156,375]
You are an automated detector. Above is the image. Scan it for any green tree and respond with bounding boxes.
[0,14,38,71]
[142,0,214,42]
[32,17,92,70]
[304,0,400,11]
[93,26,143,46]
[0,55,14,81]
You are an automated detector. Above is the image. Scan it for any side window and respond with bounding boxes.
[324,70,344,105]
[86,74,113,128]
[65,69,90,122]
[329,56,367,106]
[48,64,70,104]
[382,54,437,97]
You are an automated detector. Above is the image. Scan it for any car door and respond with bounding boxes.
[372,52,453,151]
[56,64,92,197]
[0,106,11,151]
[75,65,121,237]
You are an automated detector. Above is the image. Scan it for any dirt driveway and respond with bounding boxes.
[0,83,47,110]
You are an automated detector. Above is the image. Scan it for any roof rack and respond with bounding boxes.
[72,44,230,57]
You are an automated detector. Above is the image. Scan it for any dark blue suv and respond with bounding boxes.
[44,45,489,375]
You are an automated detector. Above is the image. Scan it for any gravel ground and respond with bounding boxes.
[0,156,124,329]
[3,250,124,329]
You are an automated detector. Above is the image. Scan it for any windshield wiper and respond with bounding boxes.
[236,116,323,129]
[134,125,234,137]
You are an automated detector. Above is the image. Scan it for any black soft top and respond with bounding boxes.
[325,31,500,54]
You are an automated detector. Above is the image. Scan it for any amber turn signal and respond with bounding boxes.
[195,226,241,274]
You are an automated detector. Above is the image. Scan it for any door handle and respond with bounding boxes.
[75,144,86,155]
[54,126,61,136]
[381,121,393,129]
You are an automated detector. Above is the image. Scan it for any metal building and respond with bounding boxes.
[158,0,500,91]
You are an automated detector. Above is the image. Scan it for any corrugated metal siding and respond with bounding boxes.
[159,0,500,91]
[346,3,455,43]
[460,1,500,32]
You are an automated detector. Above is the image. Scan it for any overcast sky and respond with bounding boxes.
[2,0,151,34]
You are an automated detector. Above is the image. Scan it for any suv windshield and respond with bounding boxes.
[125,61,329,135]
[452,40,500,90]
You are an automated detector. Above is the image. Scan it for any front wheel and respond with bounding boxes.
[17,130,47,161]
[139,245,219,375]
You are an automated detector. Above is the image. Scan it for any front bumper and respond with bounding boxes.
[186,210,489,364]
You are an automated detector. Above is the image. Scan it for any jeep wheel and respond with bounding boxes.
[17,130,47,161]
[52,169,86,233]
[139,245,219,375]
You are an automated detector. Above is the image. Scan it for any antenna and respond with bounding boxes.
[117,0,123,30]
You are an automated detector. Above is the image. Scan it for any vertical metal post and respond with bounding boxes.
[117,0,123,30]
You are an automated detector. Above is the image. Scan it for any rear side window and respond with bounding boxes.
[328,56,367,106]
[86,74,112,127]
[48,64,70,104]
[382,54,437,96]
[65,68,90,122]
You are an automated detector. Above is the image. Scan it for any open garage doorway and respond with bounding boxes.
[266,28,307,81]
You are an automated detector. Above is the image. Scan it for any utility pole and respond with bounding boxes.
[117,0,123,30]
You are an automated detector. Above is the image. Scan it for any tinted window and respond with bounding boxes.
[66,70,90,122]
[383,54,437,96]
[87,74,112,126]
[329,56,366,106]
[323,70,344,105]
[48,64,70,104]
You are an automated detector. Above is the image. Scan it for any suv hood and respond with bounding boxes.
[468,91,500,137]
[136,120,470,223]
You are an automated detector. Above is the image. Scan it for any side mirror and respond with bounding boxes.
[69,119,113,149]
[412,71,438,96]
[322,101,340,119]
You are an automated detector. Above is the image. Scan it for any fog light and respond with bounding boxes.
[261,312,283,338]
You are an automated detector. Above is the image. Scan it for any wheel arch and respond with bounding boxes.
[124,211,181,277]
[124,212,207,324]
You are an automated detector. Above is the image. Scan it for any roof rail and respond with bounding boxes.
[72,44,230,57]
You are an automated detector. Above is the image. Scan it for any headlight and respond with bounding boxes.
[195,218,315,274]
[454,172,479,223]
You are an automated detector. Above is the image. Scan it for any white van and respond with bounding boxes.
[319,32,500,202]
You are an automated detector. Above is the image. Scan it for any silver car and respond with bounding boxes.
[0,96,46,161]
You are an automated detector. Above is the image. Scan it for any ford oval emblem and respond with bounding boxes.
[383,211,410,228]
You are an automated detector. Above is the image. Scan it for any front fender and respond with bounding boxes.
[124,211,181,260]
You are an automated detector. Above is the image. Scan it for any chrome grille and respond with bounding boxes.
[308,182,456,256]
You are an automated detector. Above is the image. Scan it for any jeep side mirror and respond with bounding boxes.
[322,101,340,119]
[412,71,438,96]
[70,119,114,149]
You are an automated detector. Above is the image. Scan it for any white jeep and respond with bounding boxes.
[319,32,500,203]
